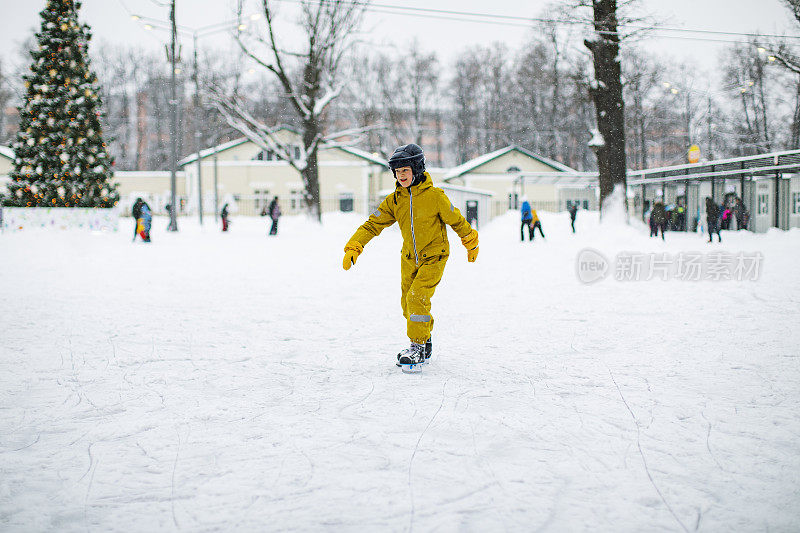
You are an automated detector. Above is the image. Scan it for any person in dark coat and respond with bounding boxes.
[650,201,667,240]
[739,199,750,230]
[268,196,281,236]
[706,197,722,243]
[568,203,578,233]
[165,203,174,230]
[221,203,230,232]
[520,197,533,241]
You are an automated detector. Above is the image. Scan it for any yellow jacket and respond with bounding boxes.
[348,173,475,264]
[530,209,540,224]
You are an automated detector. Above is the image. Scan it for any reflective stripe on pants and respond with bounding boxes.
[401,254,447,344]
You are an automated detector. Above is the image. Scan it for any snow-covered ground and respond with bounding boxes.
[2,208,799,532]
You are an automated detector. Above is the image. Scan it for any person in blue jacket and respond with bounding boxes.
[520,196,533,241]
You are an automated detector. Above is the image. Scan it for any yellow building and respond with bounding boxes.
[442,145,596,215]
[0,146,13,193]
[177,127,390,216]
[113,171,187,215]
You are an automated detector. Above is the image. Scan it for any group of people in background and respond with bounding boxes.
[704,196,749,242]
[519,197,582,241]
[131,198,152,242]
[645,194,750,242]
[130,195,282,243]
[519,196,546,241]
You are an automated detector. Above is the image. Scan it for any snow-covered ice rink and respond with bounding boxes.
[2,209,799,532]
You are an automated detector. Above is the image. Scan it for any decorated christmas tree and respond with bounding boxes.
[5,0,118,208]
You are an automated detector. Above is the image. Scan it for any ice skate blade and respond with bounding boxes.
[399,360,427,373]
[400,363,423,373]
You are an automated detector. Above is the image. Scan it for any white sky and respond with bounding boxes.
[0,0,796,79]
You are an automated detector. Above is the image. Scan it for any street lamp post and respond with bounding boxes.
[131,11,259,229]
[209,128,238,221]
[193,33,202,225]
[168,0,178,232]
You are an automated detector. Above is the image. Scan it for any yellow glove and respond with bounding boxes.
[342,241,364,271]
[461,229,479,263]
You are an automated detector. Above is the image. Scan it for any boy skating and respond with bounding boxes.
[342,144,479,370]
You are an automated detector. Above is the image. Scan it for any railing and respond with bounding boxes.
[217,195,364,217]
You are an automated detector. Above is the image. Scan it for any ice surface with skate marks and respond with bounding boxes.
[1,211,799,531]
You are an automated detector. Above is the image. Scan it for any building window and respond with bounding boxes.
[583,200,589,209]
[294,146,302,160]
[254,189,269,213]
[339,193,354,212]
[508,193,518,210]
[255,150,277,161]
[290,189,304,210]
[793,192,800,214]
[758,193,769,215]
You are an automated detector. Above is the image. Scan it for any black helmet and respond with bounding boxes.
[388,144,425,178]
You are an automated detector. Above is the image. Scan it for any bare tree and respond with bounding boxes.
[209,0,367,221]
[757,0,800,148]
[721,42,776,155]
[450,47,484,164]
[449,44,512,163]
[481,43,512,153]
[375,41,440,149]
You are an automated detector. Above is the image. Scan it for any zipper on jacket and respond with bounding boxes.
[409,188,419,265]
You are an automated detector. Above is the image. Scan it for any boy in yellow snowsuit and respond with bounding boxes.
[342,144,479,366]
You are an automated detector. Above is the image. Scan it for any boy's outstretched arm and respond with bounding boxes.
[437,191,479,262]
[342,196,397,270]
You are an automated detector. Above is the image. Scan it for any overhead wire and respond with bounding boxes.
[271,0,800,42]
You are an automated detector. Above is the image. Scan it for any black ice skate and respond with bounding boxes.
[396,338,432,364]
[396,342,426,373]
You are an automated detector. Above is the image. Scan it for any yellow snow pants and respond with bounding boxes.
[401,254,447,344]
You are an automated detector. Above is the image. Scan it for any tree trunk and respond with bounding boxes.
[585,0,627,210]
[303,120,322,222]
[756,59,771,151]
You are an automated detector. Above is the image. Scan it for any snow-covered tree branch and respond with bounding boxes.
[211,0,367,221]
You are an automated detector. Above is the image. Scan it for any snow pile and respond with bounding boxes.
[1,212,799,531]
[588,128,605,148]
